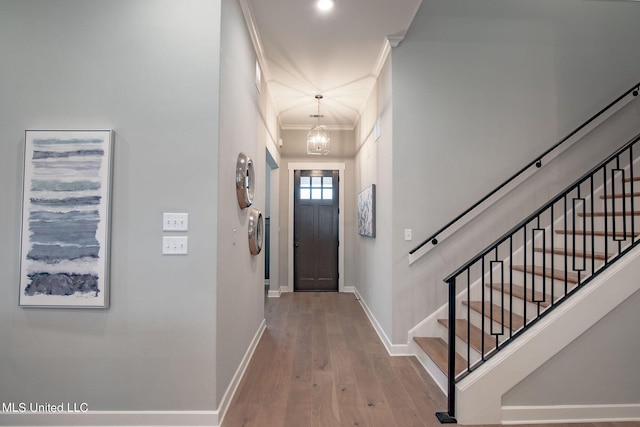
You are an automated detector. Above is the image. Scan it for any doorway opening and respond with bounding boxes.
[287,162,345,293]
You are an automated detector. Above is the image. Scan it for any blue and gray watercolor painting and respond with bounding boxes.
[24,138,105,297]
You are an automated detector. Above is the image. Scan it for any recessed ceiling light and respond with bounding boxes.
[316,0,334,12]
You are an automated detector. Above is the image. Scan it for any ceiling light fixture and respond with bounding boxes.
[307,95,330,156]
[316,0,334,12]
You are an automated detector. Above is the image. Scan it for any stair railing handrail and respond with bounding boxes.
[436,130,640,423]
[410,82,640,257]
[444,131,640,282]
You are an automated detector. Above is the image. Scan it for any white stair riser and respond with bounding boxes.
[553,232,636,253]
[509,269,581,300]
[577,213,639,232]
[464,306,523,340]
[531,251,603,276]
[412,341,448,394]
[483,285,548,319]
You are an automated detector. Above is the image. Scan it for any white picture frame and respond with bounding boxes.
[358,184,376,238]
[19,130,114,308]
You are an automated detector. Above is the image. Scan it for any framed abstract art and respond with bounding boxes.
[357,184,376,238]
[19,130,114,308]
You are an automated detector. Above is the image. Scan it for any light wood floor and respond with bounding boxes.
[222,292,639,427]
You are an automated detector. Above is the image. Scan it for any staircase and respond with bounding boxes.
[412,132,640,423]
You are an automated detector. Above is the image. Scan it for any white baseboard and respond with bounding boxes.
[502,403,640,424]
[0,319,269,427]
[276,286,353,294]
[353,288,412,356]
[0,410,219,426]
[268,288,281,298]
[216,319,266,427]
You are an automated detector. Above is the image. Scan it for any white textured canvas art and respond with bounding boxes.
[19,130,113,308]
[358,184,376,238]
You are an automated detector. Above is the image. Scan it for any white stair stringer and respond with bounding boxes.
[453,243,640,425]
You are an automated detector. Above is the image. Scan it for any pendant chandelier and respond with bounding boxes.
[307,94,330,156]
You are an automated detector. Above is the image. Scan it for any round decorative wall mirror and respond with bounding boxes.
[248,209,263,256]
[236,152,255,209]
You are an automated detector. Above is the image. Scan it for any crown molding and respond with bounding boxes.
[238,0,270,79]
[281,124,355,131]
[239,0,285,132]
[387,33,406,48]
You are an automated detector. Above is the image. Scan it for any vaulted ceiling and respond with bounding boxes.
[241,0,422,131]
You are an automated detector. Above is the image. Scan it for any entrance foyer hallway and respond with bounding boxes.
[222,293,638,427]
[224,292,444,426]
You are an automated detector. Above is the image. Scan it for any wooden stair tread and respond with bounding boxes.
[513,265,579,284]
[555,229,639,238]
[489,282,552,308]
[462,301,525,331]
[534,247,607,261]
[578,210,640,217]
[413,337,466,377]
[437,318,496,355]
[624,176,640,182]
[600,191,640,199]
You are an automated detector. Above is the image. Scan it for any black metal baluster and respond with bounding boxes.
[496,246,502,349]
[564,195,568,297]
[590,175,595,275]
[481,256,486,360]
[533,221,545,318]
[604,163,609,260]
[550,203,555,307]
[467,268,471,370]
[436,278,458,424]
[573,193,586,285]
[612,156,625,256]
[522,225,527,330]
[631,144,636,245]
[509,235,513,339]
[438,134,640,424]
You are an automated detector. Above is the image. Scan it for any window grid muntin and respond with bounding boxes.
[300,174,334,200]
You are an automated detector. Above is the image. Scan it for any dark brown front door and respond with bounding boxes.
[294,170,339,292]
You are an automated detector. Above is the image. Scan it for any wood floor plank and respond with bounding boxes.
[310,371,341,427]
[283,375,312,427]
[371,356,415,410]
[336,382,369,427]
[394,363,445,422]
[354,381,398,427]
[222,292,631,427]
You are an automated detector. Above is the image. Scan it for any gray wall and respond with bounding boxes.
[503,289,640,406]
[354,54,394,339]
[216,0,269,407]
[280,128,357,159]
[0,0,227,417]
[389,0,640,343]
